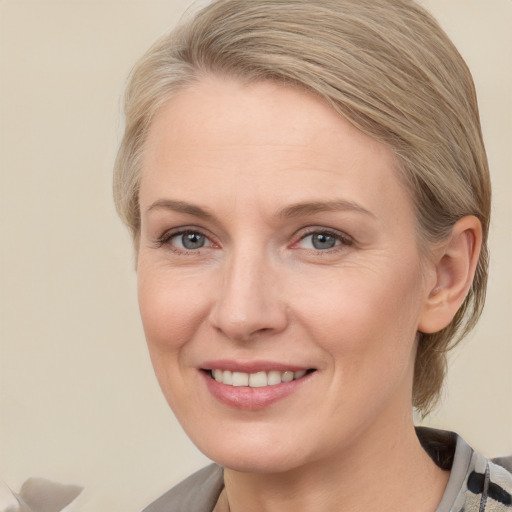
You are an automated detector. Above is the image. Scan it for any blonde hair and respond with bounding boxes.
[114,0,491,414]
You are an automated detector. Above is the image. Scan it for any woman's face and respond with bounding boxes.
[137,76,437,473]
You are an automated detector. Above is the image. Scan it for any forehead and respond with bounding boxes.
[145,76,390,160]
[140,76,414,223]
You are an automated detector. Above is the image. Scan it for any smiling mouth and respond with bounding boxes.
[207,369,315,387]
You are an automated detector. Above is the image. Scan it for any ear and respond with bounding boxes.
[418,216,483,334]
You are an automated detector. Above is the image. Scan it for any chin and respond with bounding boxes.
[210,449,305,474]
[190,429,311,474]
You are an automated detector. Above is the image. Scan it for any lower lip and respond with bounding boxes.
[201,371,314,410]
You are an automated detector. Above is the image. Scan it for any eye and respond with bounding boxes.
[295,230,352,251]
[162,230,214,251]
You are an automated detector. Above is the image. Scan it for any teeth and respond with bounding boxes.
[249,371,268,387]
[281,371,293,383]
[294,370,307,379]
[267,371,282,386]
[211,369,309,387]
[232,372,249,387]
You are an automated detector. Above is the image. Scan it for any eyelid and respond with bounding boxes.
[152,225,353,253]
[154,226,218,251]
[292,227,354,250]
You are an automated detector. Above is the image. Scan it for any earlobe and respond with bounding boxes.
[418,216,482,334]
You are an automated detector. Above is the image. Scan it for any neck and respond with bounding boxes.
[222,413,449,512]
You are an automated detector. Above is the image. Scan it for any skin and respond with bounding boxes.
[136,76,477,511]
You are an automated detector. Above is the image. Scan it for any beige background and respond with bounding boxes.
[0,1,510,510]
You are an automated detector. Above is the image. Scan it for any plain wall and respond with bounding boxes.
[0,1,510,510]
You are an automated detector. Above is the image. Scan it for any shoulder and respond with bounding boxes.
[447,435,511,511]
[416,427,512,511]
[141,464,224,512]
[458,452,512,511]
[467,453,512,512]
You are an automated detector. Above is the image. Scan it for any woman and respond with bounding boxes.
[113,1,512,511]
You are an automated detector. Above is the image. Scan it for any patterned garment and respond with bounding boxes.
[417,428,512,512]
[449,451,512,511]
[142,428,512,512]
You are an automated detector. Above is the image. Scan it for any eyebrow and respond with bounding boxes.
[146,198,374,221]
[146,199,216,220]
[277,200,375,219]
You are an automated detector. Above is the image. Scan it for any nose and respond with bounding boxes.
[209,249,289,342]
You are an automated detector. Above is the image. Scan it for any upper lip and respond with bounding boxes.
[200,359,313,373]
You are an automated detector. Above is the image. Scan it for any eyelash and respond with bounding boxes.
[154,229,214,253]
[154,227,353,254]
[294,228,353,252]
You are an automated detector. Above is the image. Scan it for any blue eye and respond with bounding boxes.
[297,231,350,250]
[169,231,211,250]
[310,233,338,249]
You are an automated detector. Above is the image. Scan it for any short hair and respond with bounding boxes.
[113,0,491,414]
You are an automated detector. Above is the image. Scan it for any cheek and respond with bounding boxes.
[136,265,211,411]
[137,265,208,356]
[291,261,425,370]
